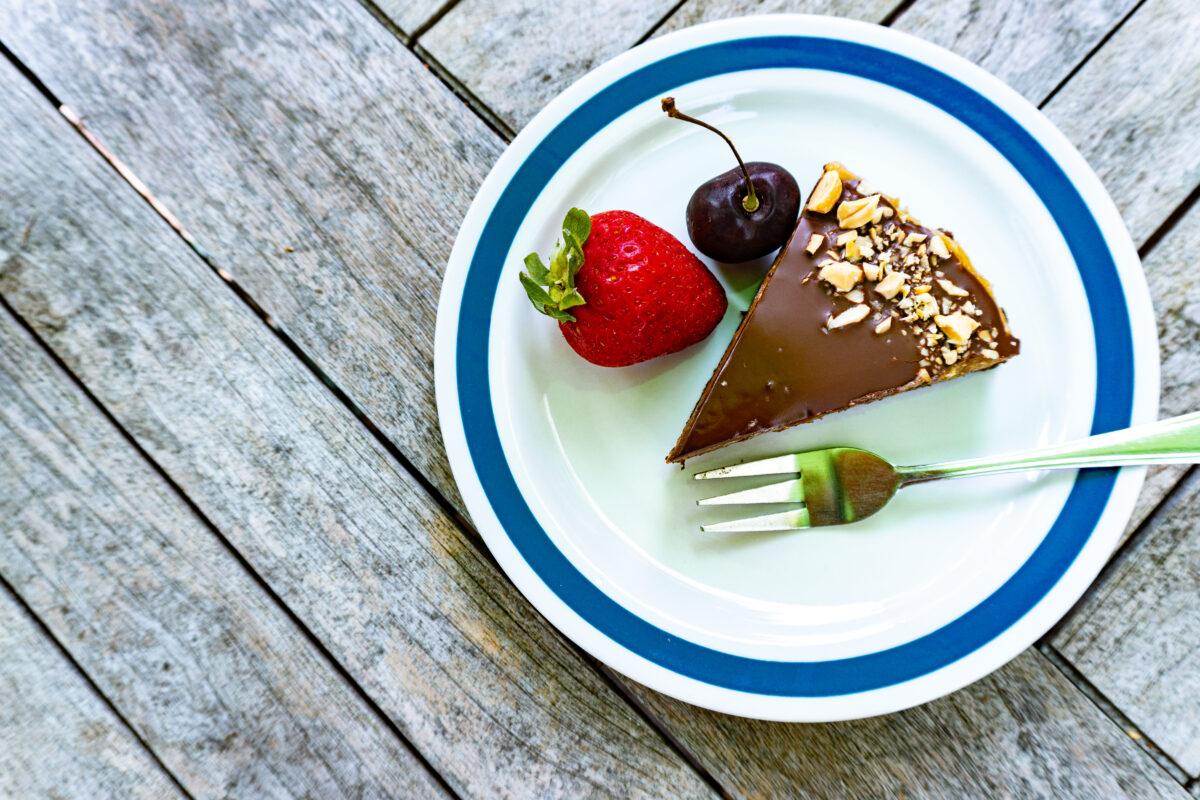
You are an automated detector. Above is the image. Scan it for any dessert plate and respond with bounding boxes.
[434,15,1158,720]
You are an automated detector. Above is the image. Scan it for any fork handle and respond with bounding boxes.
[897,409,1200,485]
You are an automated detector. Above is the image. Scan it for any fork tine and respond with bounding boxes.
[697,477,804,506]
[692,453,802,480]
[700,508,811,532]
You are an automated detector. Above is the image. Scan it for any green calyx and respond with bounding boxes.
[520,207,591,323]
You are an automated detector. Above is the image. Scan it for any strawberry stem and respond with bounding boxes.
[662,96,760,214]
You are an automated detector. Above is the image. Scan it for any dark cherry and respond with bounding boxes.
[685,162,799,263]
[662,97,800,263]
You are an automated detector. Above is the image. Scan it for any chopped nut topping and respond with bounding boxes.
[934,311,980,344]
[937,278,969,297]
[835,231,856,246]
[827,304,871,329]
[856,236,875,259]
[845,288,864,303]
[837,194,880,229]
[940,347,959,366]
[913,293,938,320]
[978,329,994,342]
[804,233,824,255]
[913,285,931,295]
[903,232,927,246]
[874,317,892,334]
[843,237,861,262]
[863,262,881,281]
[916,367,931,382]
[981,348,1000,359]
[806,170,843,213]
[929,234,952,260]
[855,179,877,195]
[818,261,863,292]
[874,271,907,299]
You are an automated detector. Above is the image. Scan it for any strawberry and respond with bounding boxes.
[520,208,727,367]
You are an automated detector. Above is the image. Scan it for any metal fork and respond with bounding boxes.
[695,409,1200,531]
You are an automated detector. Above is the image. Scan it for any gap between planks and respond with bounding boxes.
[1036,643,1191,785]
[3,1,1194,790]
[0,548,194,799]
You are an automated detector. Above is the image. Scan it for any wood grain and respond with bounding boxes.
[0,65,715,800]
[0,308,453,798]
[650,0,900,46]
[0,0,507,513]
[628,650,1191,799]
[1042,0,1200,249]
[0,591,184,800]
[890,0,1142,102]
[1050,199,1200,775]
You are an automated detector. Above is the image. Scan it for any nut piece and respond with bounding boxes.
[874,317,892,335]
[804,233,824,255]
[845,288,865,303]
[827,304,871,329]
[929,234,952,260]
[912,293,939,320]
[837,194,881,229]
[981,348,1000,359]
[937,278,969,297]
[940,346,959,366]
[843,237,861,262]
[806,170,843,213]
[874,270,907,299]
[818,261,863,293]
[835,231,856,246]
[903,232,927,246]
[863,262,881,281]
[934,311,980,344]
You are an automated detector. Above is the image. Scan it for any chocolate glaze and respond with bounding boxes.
[668,175,1020,462]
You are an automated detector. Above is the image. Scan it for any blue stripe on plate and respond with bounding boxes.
[456,36,1133,696]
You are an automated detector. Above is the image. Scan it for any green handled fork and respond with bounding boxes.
[696,409,1200,531]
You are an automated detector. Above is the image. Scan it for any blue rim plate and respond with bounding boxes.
[434,16,1158,720]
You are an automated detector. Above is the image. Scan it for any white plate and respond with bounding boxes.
[434,15,1159,720]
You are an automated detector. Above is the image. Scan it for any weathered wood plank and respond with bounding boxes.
[0,0,507,513]
[0,65,715,800]
[655,0,897,39]
[1050,199,1200,775]
[420,0,899,133]
[0,306,453,798]
[1042,0,1200,251]
[890,0,1141,103]
[0,590,184,800]
[625,649,1191,798]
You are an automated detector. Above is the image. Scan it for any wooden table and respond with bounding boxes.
[2,0,1198,796]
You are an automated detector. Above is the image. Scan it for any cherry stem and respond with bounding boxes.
[662,96,760,213]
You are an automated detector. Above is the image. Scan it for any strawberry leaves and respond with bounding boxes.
[520,208,591,322]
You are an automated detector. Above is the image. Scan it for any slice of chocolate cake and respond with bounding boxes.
[668,162,1019,463]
